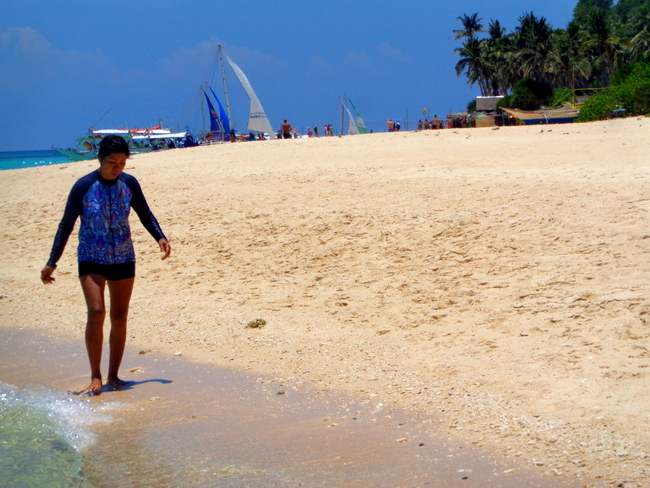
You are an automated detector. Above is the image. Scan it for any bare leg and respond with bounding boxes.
[79,274,107,392]
[106,277,135,388]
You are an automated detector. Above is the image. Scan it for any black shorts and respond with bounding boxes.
[79,262,136,281]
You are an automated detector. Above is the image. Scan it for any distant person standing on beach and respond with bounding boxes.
[386,119,394,132]
[41,135,171,394]
[281,119,292,139]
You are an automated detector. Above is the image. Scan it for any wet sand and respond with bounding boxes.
[0,117,649,486]
[1,327,588,487]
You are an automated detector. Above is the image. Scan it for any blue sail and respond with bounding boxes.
[203,89,222,134]
[203,88,230,142]
[209,86,231,140]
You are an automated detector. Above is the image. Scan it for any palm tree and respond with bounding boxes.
[453,13,485,40]
[582,8,629,82]
[499,39,523,94]
[573,0,614,24]
[630,24,650,59]
[483,19,512,95]
[548,22,593,100]
[455,37,491,95]
[514,12,555,84]
[453,13,490,95]
[488,19,506,40]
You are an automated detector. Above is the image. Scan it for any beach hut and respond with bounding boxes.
[476,96,503,112]
[474,96,504,127]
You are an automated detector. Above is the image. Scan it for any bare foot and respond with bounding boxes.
[74,377,103,396]
[106,377,132,390]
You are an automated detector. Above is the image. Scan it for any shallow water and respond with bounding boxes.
[0,382,104,487]
[0,327,591,487]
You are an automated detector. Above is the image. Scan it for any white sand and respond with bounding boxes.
[1,117,648,485]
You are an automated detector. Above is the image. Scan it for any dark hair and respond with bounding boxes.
[98,135,130,161]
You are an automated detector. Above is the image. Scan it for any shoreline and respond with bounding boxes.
[1,118,648,486]
[1,326,587,487]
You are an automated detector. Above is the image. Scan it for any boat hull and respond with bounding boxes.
[55,149,97,162]
[520,116,577,125]
[502,107,579,125]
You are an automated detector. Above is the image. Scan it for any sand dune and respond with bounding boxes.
[1,117,648,485]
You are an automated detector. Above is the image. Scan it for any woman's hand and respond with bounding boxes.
[41,265,56,284]
[158,238,171,260]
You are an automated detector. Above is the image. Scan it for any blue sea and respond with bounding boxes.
[0,150,74,171]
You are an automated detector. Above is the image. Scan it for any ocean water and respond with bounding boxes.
[0,150,73,171]
[0,381,116,488]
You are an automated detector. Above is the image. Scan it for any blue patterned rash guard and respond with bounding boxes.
[47,170,166,267]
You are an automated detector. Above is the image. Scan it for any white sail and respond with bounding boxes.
[344,104,359,135]
[225,54,276,139]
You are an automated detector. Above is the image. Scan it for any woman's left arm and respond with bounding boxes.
[127,175,168,245]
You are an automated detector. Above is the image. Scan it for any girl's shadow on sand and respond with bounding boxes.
[70,378,172,396]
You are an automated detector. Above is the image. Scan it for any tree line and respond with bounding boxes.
[454,0,650,119]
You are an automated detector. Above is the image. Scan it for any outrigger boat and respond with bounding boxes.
[56,126,187,161]
[501,106,579,125]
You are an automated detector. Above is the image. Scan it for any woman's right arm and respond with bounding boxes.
[42,180,86,283]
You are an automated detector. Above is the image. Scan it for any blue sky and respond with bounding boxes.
[0,0,576,151]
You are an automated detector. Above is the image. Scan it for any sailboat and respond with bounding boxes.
[339,95,368,135]
[199,45,275,141]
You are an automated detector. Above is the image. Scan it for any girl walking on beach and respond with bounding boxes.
[41,135,171,393]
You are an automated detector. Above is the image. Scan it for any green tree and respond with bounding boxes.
[451,2,650,111]
[630,25,650,59]
[510,78,554,110]
[612,60,650,114]
[455,37,491,95]
[574,0,614,24]
[613,0,650,22]
[483,19,513,95]
[514,12,555,84]
[548,22,593,96]
[577,60,650,120]
[582,8,629,82]
[453,13,485,40]
[615,0,650,59]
